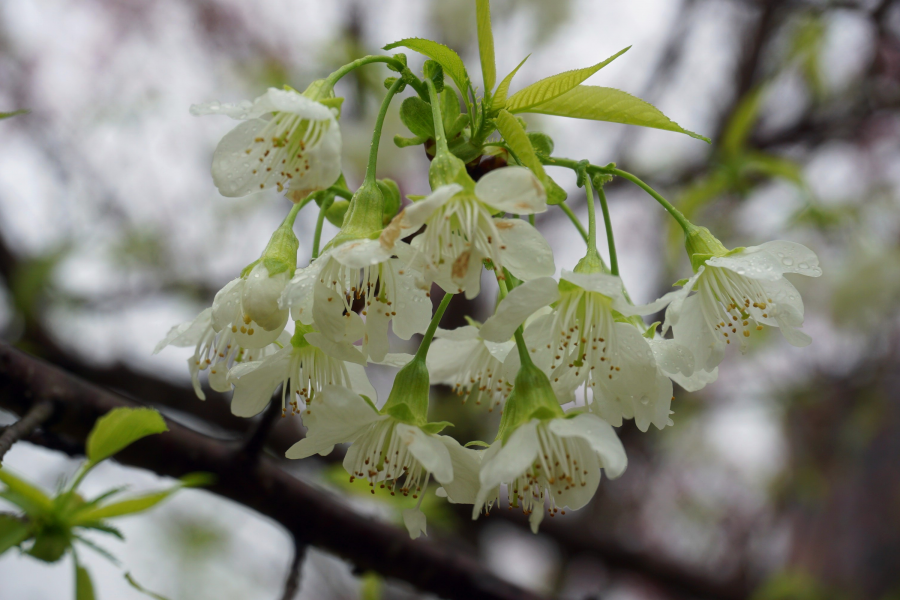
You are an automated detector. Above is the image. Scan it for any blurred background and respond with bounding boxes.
[1,0,899,598]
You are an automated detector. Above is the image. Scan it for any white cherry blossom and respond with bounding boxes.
[664,240,822,376]
[380,166,554,298]
[192,87,341,198]
[280,239,431,362]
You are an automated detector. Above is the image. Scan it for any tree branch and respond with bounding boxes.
[280,539,308,600]
[0,342,547,600]
[0,399,53,463]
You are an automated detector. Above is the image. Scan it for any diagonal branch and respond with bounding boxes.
[0,342,547,600]
[0,399,53,463]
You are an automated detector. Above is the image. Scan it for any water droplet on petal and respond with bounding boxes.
[782,257,794,266]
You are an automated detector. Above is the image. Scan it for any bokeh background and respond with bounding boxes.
[1,0,899,598]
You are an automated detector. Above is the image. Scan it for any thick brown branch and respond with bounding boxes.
[0,399,53,463]
[0,342,546,600]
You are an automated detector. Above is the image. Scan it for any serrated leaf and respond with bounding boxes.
[86,407,167,465]
[440,88,461,136]
[383,38,470,96]
[0,514,31,555]
[526,85,709,142]
[493,55,529,111]
[506,47,630,113]
[125,572,171,600]
[0,109,28,120]
[495,109,548,184]
[475,0,496,91]
[75,564,96,600]
[0,469,53,514]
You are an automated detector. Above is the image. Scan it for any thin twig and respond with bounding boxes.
[238,398,284,463]
[280,539,308,600]
[0,399,53,463]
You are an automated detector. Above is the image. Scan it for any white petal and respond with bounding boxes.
[474,166,547,215]
[346,363,377,401]
[242,263,290,331]
[304,331,367,365]
[549,413,627,479]
[211,278,243,332]
[229,348,291,418]
[671,294,725,373]
[553,442,601,510]
[363,301,392,363]
[427,338,482,382]
[662,269,704,331]
[281,259,325,324]
[389,260,432,340]
[210,119,276,197]
[434,325,480,341]
[707,248,785,281]
[261,88,335,120]
[670,366,718,392]
[153,308,212,354]
[377,353,415,368]
[480,277,560,343]
[495,219,555,280]
[483,340,516,363]
[758,240,822,277]
[647,338,694,378]
[313,282,352,342]
[285,386,384,459]
[381,184,463,248]
[288,118,342,198]
[395,423,454,484]
[529,507,545,534]
[561,270,671,317]
[437,437,483,505]
[476,421,539,506]
[330,239,392,270]
[402,508,427,539]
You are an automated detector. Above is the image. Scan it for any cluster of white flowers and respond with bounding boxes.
[157,64,821,540]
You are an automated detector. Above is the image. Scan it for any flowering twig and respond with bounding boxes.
[0,399,53,463]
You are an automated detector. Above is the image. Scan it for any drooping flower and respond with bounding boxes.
[153,307,286,400]
[285,358,469,539]
[472,361,627,533]
[280,238,432,362]
[191,85,342,199]
[481,273,685,431]
[426,324,516,410]
[225,322,374,418]
[664,226,822,377]
[380,166,555,299]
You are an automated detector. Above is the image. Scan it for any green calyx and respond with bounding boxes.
[496,362,565,444]
[290,321,315,349]
[332,181,385,247]
[380,357,433,427]
[684,225,729,272]
[243,220,299,278]
[573,248,608,275]
[428,143,472,190]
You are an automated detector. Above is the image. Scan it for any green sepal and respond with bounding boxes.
[383,403,416,425]
[394,134,429,148]
[400,96,435,139]
[527,132,554,156]
[573,249,606,275]
[673,278,690,287]
[0,514,32,555]
[690,253,714,272]
[496,363,565,444]
[359,395,379,412]
[386,53,407,71]
[642,321,661,339]
[335,181,385,242]
[380,358,431,426]
[324,199,350,227]
[290,321,315,349]
[377,178,401,225]
[28,527,70,562]
[260,222,300,277]
[464,440,491,448]
[407,194,426,202]
[420,421,453,435]
[317,96,344,118]
[240,259,260,278]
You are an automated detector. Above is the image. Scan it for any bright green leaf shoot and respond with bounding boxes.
[125,572,171,600]
[86,407,168,465]
[526,85,710,142]
[0,109,28,120]
[383,38,470,98]
[495,109,548,184]
[505,46,630,113]
[492,55,530,111]
[475,0,496,91]
[75,564,96,600]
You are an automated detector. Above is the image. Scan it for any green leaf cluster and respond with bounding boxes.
[0,407,207,600]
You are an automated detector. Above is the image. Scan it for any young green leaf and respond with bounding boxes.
[492,55,530,113]
[72,489,176,523]
[383,38,470,97]
[0,514,32,555]
[495,109,548,183]
[475,0,496,92]
[0,469,53,514]
[86,407,168,465]
[75,564,96,600]
[525,85,710,142]
[125,572,171,600]
[720,86,764,157]
[399,96,436,138]
[505,47,630,113]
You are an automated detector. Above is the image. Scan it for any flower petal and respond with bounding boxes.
[671,294,725,373]
[285,385,384,459]
[396,424,454,484]
[647,338,694,377]
[437,437,483,505]
[475,421,540,511]
[211,278,243,332]
[346,363,377,401]
[363,301,392,362]
[434,325,481,341]
[229,348,291,418]
[380,184,462,248]
[305,331,367,366]
[480,277,560,343]
[313,281,352,342]
[495,219,555,280]
[389,260,432,340]
[475,166,547,215]
[402,508,427,539]
[549,413,627,479]
[154,308,212,354]
[281,259,326,324]
[707,248,785,282]
[758,240,822,277]
[330,239,392,270]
